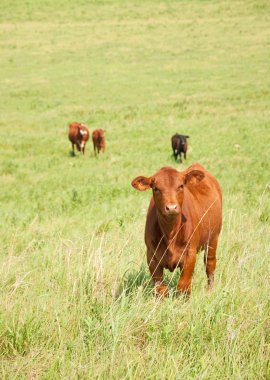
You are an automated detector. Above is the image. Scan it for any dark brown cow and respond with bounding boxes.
[92,129,105,156]
[171,134,189,162]
[131,163,222,298]
[68,122,90,155]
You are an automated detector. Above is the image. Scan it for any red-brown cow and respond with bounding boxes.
[68,122,90,155]
[131,163,222,298]
[92,129,105,156]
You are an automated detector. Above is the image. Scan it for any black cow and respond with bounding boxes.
[171,134,189,162]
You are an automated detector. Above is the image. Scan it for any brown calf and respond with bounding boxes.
[92,129,105,155]
[68,122,90,155]
[131,163,222,297]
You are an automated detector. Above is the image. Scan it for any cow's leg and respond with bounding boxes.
[72,143,75,155]
[173,150,177,160]
[82,143,86,155]
[204,236,218,289]
[148,256,168,297]
[184,151,186,160]
[177,250,196,297]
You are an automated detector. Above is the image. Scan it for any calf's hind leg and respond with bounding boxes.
[204,236,218,289]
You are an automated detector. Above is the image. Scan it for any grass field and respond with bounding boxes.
[0,0,270,378]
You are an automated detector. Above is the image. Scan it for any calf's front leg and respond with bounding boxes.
[148,254,168,297]
[177,249,196,297]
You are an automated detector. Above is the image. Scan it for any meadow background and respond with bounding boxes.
[0,0,270,378]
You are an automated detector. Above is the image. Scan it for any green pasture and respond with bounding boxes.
[0,0,269,378]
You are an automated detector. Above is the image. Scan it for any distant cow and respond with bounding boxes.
[92,129,105,155]
[171,134,189,162]
[131,163,222,298]
[68,122,90,155]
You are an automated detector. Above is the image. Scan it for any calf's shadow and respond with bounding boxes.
[116,264,180,299]
[116,264,153,299]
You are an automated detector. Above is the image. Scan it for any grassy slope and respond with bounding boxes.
[0,0,270,378]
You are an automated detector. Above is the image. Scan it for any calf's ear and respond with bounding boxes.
[131,176,152,191]
[184,170,205,186]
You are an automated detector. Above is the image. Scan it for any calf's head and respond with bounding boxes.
[131,167,204,217]
[79,128,88,150]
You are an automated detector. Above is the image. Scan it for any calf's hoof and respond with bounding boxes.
[207,274,214,291]
[177,287,191,300]
[154,282,169,298]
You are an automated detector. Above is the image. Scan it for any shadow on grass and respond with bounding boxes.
[69,150,76,157]
[171,154,186,165]
[116,264,184,300]
[170,153,184,165]
[116,264,153,298]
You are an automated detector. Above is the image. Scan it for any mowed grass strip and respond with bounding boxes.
[0,0,269,378]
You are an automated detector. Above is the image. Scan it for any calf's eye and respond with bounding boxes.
[177,184,184,191]
[153,186,160,193]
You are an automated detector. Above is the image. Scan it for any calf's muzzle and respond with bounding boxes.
[164,203,179,215]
